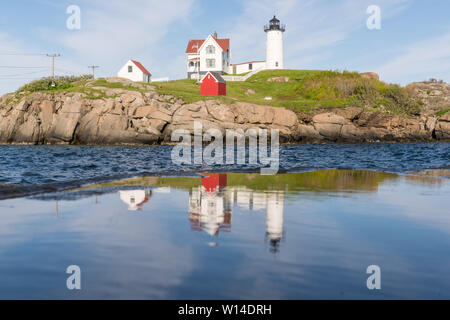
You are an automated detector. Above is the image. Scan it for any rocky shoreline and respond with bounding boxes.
[0,78,449,145]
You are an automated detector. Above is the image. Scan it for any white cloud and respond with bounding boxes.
[55,0,195,75]
[376,32,450,84]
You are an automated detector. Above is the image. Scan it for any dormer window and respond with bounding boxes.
[206,45,215,54]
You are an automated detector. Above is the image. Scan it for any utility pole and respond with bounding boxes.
[46,54,60,86]
[88,65,99,79]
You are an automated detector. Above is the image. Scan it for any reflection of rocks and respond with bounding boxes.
[119,189,152,211]
[409,169,450,178]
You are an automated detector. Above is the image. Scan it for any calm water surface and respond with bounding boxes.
[0,170,449,299]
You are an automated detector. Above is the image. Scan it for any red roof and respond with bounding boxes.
[186,40,205,54]
[186,35,230,54]
[131,60,151,75]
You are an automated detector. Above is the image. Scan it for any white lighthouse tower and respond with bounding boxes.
[264,15,285,70]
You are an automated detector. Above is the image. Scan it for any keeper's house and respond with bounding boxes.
[200,72,226,96]
[186,32,230,79]
[117,59,152,83]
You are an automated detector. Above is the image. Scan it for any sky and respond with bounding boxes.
[0,0,449,95]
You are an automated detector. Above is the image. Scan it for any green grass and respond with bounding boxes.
[149,79,236,104]
[437,108,450,116]
[5,70,429,116]
[6,76,157,103]
[149,70,423,115]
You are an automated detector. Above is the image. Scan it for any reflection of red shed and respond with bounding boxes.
[200,72,227,96]
[202,174,228,193]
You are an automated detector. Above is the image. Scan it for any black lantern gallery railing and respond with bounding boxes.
[264,23,286,32]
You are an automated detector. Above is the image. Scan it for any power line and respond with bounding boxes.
[0,70,50,78]
[0,53,47,56]
[0,66,49,69]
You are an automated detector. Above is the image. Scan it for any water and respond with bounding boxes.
[0,143,449,299]
[0,143,449,191]
[0,170,449,299]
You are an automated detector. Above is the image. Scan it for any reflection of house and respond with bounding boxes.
[189,174,233,236]
[119,190,152,211]
[187,175,286,252]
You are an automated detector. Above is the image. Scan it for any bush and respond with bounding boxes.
[292,70,421,115]
[16,75,93,93]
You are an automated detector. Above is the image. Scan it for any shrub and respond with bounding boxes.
[16,75,93,93]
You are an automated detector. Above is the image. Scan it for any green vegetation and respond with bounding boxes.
[149,70,423,115]
[7,75,113,102]
[7,76,155,103]
[16,75,93,93]
[77,170,399,193]
[436,108,450,116]
[6,70,431,116]
[90,78,153,93]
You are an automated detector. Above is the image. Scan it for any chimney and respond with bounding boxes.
[214,31,218,38]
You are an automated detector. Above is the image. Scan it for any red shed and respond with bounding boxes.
[200,72,227,96]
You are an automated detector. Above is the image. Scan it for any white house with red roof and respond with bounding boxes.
[186,16,286,79]
[117,59,152,83]
[186,32,231,79]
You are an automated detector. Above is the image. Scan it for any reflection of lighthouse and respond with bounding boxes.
[119,190,152,211]
[266,192,285,253]
[189,174,233,237]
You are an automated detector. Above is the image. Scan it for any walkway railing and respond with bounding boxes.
[223,67,265,82]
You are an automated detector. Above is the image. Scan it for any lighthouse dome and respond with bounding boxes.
[264,15,285,32]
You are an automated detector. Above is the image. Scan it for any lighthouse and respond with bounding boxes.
[264,15,285,70]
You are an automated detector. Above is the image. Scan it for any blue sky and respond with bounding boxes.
[0,0,449,94]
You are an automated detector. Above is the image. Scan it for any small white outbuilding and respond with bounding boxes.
[117,59,152,83]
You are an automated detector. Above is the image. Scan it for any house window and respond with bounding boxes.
[249,63,253,71]
[128,66,133,73]
[206,45,215,54]
[189,61,194,67]
[206,59,216,68]
[275,62,279,67]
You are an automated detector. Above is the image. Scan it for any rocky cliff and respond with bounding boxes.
[0,78,449,145]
